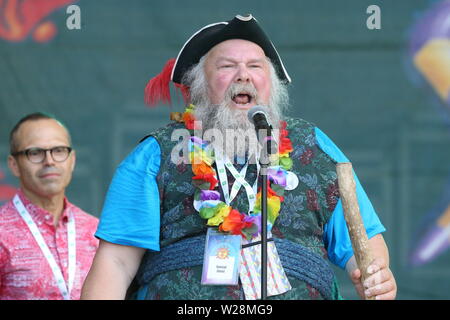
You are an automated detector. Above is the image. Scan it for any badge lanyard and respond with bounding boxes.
[13,195,76,300]
[215,153,260,213]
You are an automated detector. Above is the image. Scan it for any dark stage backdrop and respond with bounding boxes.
[1,0,450,299]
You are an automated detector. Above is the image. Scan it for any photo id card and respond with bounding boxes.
[201,228,241,285]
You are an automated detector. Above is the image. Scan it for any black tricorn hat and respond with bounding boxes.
[172,14,291,84]
[145,14,291,106]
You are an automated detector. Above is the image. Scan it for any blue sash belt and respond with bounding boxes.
[137,235,335,299]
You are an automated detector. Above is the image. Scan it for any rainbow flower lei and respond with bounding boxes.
[179,104,296,240]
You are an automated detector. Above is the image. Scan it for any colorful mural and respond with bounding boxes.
[0,0,76,43]
[408,0,450,266]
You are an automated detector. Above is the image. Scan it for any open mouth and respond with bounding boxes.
[232,92,253,106]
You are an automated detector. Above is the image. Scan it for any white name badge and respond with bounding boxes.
[201,228,241,285]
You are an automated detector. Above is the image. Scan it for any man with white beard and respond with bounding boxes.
[81,15,396,300]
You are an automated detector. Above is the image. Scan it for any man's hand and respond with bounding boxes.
[350,257,397,300]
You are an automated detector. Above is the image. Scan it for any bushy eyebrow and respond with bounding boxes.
[215,57,266,65]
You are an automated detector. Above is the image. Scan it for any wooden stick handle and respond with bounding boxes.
[336,162,374,300]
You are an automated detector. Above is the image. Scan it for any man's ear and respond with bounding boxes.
[8,155,20,178]
[70,150,76,172]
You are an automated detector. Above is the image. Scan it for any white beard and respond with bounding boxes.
[194,85,281,164]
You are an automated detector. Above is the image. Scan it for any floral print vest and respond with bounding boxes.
[134,117,342,300]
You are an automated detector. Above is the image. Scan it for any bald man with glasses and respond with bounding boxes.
[0,112,98,300]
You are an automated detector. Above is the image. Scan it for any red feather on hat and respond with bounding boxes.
[144,58,190,107]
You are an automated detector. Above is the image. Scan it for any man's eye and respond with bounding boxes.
[53,147,65,154]
[28,149,42,156]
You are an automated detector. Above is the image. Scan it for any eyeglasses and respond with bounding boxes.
[12,146,73,164]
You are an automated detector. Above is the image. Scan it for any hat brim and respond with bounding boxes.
[171,15,291,85]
